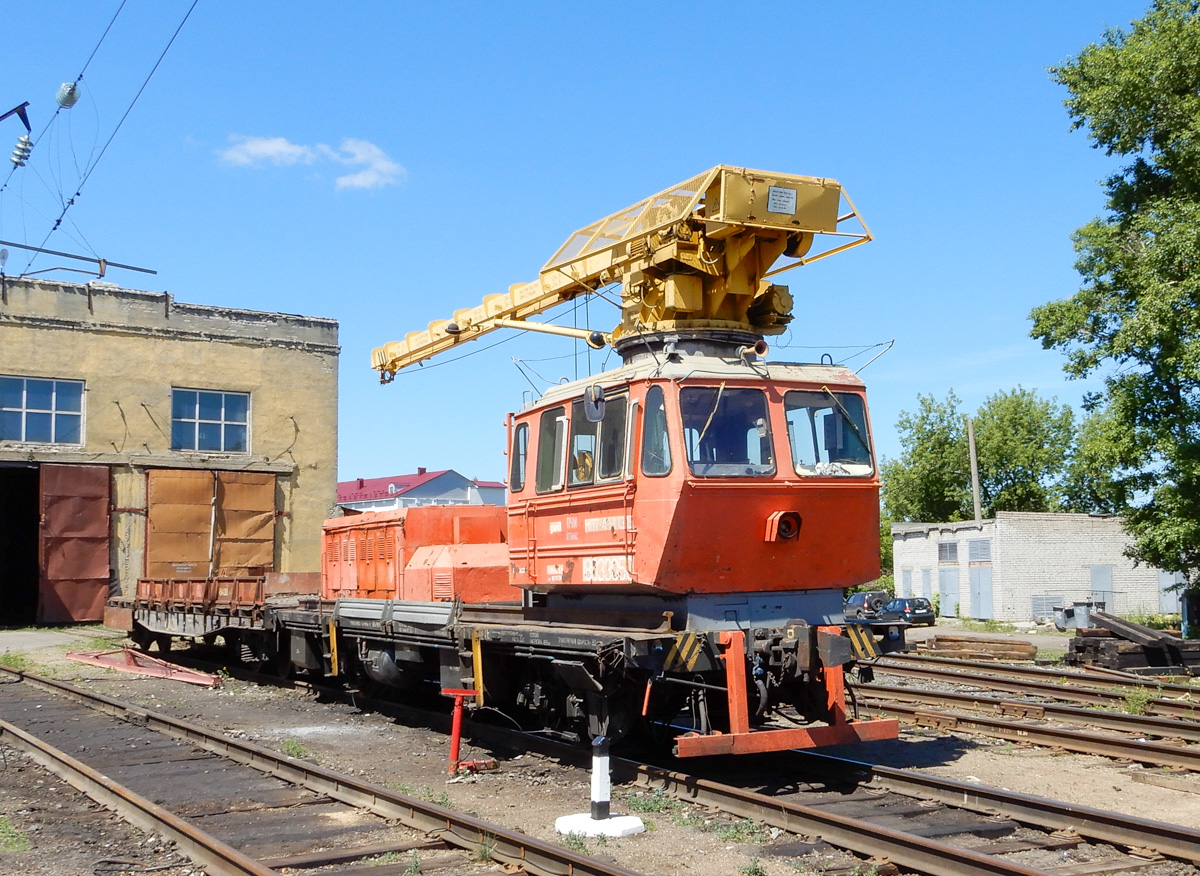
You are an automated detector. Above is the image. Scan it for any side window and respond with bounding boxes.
[535,406,567,493]
[641,385,672,476]
[509,422,528,492]
[596,394,627,480]
[568,400,598,486]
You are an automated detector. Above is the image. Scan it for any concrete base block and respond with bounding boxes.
[554,812,645,837]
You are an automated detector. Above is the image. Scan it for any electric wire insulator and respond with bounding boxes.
[56,82,80,109]
[10,135,32,167]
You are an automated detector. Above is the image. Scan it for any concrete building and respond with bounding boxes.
[892,512,1183,622]
[0,278,339,624]
[338,468,506,512]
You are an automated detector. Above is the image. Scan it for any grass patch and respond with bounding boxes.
[622,790,683,815]
[280,738,311,759]
[621,787,769,840]
[0,817,31,853]
[739,857,767,876]
[1036,649,1066,664]
[561,832,590,854]
[717,818,770,843]
[1122,686,1158,716]
[0,652,33,673]
[402,852,420,875]
[957,619,1016,633]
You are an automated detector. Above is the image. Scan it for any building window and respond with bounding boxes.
[0,376,83,444]
[171,389,249,452]
[937,541,958,563]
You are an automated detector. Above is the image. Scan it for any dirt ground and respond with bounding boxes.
[2,629,1200,876]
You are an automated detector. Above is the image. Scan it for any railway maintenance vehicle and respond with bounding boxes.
[116,166,898,756]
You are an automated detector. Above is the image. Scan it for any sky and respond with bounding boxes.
[0,1,1151,484]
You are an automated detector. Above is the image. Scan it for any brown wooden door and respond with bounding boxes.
[38,464,111,622]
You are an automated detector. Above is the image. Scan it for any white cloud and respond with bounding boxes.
[218,135,404,190]
[326,138,405,190]
[220,135,317,166]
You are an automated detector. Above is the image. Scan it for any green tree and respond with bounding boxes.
[880,391,970,522]
[1060,408,1133,514]
[973,387,1075,514]
[1031,0,1200,582]
[882,388,1078,522]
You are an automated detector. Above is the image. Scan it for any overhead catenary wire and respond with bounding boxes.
[19,0,200,276]
[0,0,128,200]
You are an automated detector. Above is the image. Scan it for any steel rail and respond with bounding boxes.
[874,653,1199,696]
[624,763,1051,876]
[0,718,274,876]
[790,751,1200,865]
[0,667,644,876]
[869,656,1200,720]
[855,698,1200,772]
[852,681,1200,742]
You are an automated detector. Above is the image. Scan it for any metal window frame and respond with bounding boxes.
[0,374,86,446]
[170,387,252,454]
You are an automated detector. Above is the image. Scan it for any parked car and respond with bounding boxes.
[843,590,891,620]
[878,597,936,626]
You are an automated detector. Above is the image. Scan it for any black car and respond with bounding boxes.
[843,590,890,620]
[878,597,936,626]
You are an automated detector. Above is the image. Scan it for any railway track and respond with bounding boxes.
[0,667,643,876]
[8,659,1200,876]
[868,653,1200,719]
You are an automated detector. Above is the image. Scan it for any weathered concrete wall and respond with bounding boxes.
[892,512,1165,621]
[0,279,339,597]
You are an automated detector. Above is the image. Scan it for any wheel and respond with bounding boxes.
[868,596,887,612]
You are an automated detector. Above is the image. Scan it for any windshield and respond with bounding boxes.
[784,390,873,477]
[679,386,775,477]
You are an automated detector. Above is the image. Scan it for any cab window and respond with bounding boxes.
[568,393,629,486]
[784,390,873,476]
[535,406,567,492]
[509,422,528,492]
[679,385,774,477]
[640,385,672,476]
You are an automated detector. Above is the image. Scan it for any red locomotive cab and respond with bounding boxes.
[506,343,880,623]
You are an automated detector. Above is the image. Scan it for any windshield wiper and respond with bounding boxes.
[820,385,869,455]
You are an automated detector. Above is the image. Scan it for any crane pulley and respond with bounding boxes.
[372,165,870,381]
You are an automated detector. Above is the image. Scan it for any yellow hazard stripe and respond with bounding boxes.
[846,623,880,659]
[664,633,704,671]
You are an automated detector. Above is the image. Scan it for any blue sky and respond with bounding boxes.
[1,1,1148,483]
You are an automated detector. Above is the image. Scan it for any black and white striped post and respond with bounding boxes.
[590,736,610,820]
[554,734,644,837]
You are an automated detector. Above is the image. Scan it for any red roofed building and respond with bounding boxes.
[337,467,505,512]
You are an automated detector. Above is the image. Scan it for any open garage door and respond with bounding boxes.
[145,469,276,578]
[39,464,111,622]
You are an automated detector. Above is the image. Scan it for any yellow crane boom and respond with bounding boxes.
[372,165,870,381]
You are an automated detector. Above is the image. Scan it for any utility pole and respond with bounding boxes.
[967,416,982,523]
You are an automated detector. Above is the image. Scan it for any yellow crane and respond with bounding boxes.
[372,165,871,381]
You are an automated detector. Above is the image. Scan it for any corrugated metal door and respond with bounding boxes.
[39,464,110,622]
[213,472,276,573]
[938,568,958,617]
[146,470,276,578]
[146,470,216,578]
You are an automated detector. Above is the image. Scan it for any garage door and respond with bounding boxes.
[145,469,276,578]
[38,464,111,622]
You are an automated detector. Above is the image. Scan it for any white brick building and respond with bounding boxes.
[892,512,1182,621]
